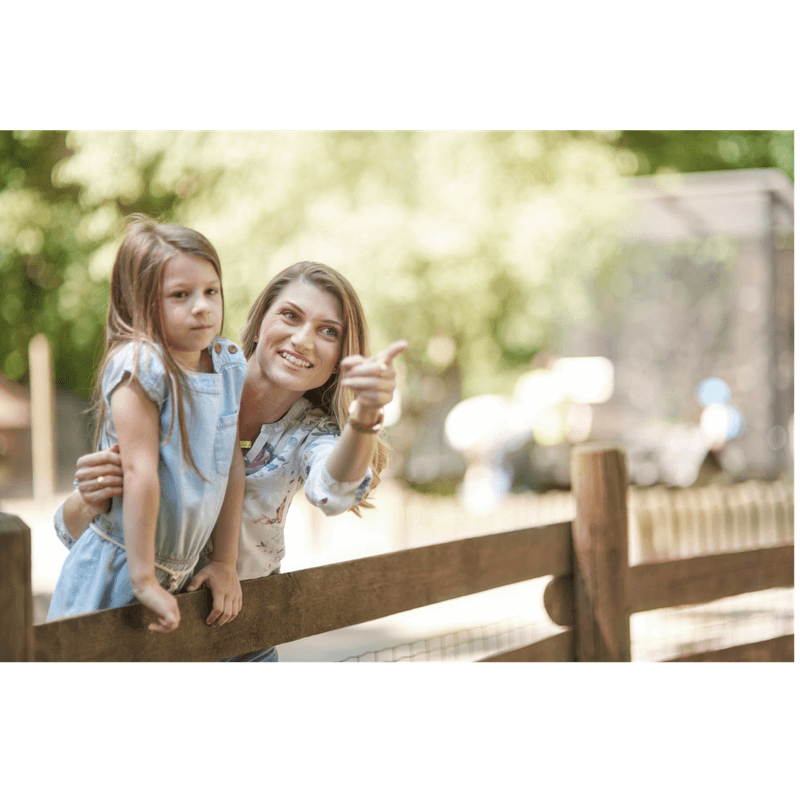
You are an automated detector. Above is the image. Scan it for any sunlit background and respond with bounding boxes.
[0,130,793,660]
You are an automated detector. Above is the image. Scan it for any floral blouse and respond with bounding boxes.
[228,397,372,580]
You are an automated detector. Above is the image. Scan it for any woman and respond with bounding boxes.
[55,260,408,661]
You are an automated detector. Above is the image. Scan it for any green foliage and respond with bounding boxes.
[0,131,98,394]
[0,129,792,413]
[616,130,793,181]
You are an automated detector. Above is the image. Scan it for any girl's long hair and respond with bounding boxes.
[240,261,388,514]
[92,214,224,478]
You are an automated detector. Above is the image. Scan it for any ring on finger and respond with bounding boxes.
[97,476,105,486]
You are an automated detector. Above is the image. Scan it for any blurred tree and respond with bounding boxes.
[180,131,631,397]
[16,130,630,482]
[3,128,790,417]
[0,130,94,394]
[615,130,793,181]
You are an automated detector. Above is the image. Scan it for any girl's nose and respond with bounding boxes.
[193,295,210,315]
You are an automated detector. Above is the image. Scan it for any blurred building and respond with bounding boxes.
[564,168,793,483]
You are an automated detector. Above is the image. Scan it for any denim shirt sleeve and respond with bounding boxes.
[300,429,372,517]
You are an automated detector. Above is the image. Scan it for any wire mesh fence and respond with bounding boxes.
[340,616,554,662]
[333,479,793,663]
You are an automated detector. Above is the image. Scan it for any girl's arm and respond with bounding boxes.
[186,447,244,626]
[110,377,180,633]
[326,340,408,482]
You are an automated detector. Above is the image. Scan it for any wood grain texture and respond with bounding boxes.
[34,522,572,662]
[630,543,794,614]
[544,574,575,626]
[0,514,33,661]
[570,445,631,661]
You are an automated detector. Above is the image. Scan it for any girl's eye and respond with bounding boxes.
[173,291,187,299]
[323,327,340,338]
[206,288,218,296]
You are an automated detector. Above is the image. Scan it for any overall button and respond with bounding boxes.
[214,342,222,353]
[228,344,238,353]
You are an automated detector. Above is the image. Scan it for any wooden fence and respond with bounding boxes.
[0,444,793,662]
[631,479,794,560]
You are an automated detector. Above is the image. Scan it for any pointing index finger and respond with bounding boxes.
[375,340,409,367]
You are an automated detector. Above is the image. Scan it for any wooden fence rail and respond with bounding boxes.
[0,445,793,662]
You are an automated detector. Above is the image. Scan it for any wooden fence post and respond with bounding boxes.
[570,444,631,661]
[0,513,34,661]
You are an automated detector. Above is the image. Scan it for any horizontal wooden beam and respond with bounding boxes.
[547,543,796,628]
[630,543,793,614]
[34,521,572,662]
[665,634,793,662]
[479,630,574,662]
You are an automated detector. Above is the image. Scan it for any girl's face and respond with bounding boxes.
[252,280,344,394]
[160,254,222,369]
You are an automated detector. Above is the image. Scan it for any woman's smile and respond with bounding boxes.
[278,350,313,368]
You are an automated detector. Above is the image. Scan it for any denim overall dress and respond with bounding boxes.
[47,337,246,622]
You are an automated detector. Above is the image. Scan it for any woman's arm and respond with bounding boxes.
[324,410,381,483]
[61,446,124,540]
[110,378,179,633]
[326,340,408,482]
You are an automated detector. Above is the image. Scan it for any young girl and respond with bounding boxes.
[47,215,247,633]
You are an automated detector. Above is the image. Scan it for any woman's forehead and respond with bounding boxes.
[271,280,343,323]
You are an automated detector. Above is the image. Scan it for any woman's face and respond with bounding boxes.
[251,280,344,394]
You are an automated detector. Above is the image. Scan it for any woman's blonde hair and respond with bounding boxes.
[92,214,224,478]
[240,261,388,514]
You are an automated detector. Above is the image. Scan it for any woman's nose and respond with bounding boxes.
[291,323,314,351]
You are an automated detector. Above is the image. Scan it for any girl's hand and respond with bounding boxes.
[186,561,243,626]
[339,339,409,415]
[131,576,181,633]
[74,445,124,517]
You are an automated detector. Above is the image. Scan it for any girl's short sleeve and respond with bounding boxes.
[102,342,170,408]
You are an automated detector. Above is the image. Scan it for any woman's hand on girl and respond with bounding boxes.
[74,445,124,516]
[339,339,408,412]
[186,561,243,626]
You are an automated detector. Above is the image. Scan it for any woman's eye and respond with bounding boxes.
[323,327,339,338]
[283,310,298,321]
